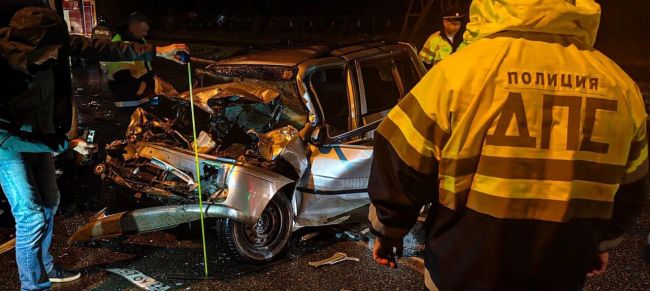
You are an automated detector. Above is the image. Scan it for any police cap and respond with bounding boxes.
[441,7,465,20]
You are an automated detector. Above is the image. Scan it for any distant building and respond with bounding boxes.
[61,0,97,36]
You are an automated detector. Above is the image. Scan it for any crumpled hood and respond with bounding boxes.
[465,0,601,46]
[175,82,280,114]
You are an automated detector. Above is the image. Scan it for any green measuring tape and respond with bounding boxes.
[185,58,210,277]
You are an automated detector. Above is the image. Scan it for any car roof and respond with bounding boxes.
[216,46,326,66]
[215,42,396,67]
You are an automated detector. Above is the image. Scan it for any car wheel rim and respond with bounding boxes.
[242,200,283,248]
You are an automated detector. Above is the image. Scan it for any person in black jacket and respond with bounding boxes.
[0,1,188,289]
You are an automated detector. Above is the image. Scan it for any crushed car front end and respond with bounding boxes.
[70,79,308,244]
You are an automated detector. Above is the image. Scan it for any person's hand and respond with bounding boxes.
[587,252,609,277]
[372,237,403,269]
[156,44,190,64]
[70,139,98,156]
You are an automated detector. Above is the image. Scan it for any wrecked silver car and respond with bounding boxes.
[70,42,426,262]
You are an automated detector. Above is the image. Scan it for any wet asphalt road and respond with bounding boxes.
[0,56,649,290]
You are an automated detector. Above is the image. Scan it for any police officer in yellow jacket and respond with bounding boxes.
[418,7,468,69]
[370,1,648,290]
[106,12,156,108]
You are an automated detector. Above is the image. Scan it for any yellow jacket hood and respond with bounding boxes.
[465,0,601,46]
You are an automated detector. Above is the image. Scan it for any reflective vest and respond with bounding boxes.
[418,31,468,66]
[105,34,152,81]
[371,1,647,289]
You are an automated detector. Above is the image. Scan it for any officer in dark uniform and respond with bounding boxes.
[105,12,158,109]
[92,16,111,73]
[91,16,111,40]
[418,7,469,69]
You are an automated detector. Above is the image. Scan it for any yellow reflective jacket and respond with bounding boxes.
[418,31,468,66]
[369,1,648,290]
[105,34,152,81]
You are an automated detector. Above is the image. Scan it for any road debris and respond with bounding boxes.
[308,252,359,268]
[106,268,172,291]
[398,257,425,275]
[335,230,365,241]
[0,238,16,255]
[300,231,323,242]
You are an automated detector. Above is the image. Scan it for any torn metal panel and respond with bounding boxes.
[193,131,217,154]
[221,164,293,219]
[255,125,309,175]
[154,75,179,98]
[134,142,233,180]
[150,157,195,187]
[294,145,371,226]
[81,145,294,241]
[257,126,299,162]
[70,162,292,242]
[174,82,281,115]
[303,145,373,191]
[278,134,309,175]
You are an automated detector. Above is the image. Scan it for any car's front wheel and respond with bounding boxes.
[215,193,293,263]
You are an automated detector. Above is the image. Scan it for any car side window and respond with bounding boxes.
[359,58,400,117]
[309,67,350,137]
[394,54,420,94]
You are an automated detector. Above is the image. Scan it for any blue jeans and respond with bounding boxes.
[0,153,59,291]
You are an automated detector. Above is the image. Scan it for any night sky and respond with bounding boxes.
[96,1,649,36]
[95,0,650,64]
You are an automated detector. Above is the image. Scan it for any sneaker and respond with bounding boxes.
[48,265,81,283]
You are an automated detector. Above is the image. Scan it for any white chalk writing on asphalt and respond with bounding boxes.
[106,268,172,291]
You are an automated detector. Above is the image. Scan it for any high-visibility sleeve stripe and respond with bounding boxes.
[466,190,614,222]
[420,47,436,58]
[439,188,470,210]
[480,145,627,166]
[440,156,628,185]
[421,58,434,65]
[396,94,450,151]
[438,174,473,194]
[440,156,481,177]
[419,56,433,65]
[438,174,619,212]
[377,119,438,174]
[476,156,627,184]
[368,204,411,240]
[471,175,618,202]
[419,50,434,64]
[384,106,438,156]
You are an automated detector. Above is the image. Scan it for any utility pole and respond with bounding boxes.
[399,0,435,45]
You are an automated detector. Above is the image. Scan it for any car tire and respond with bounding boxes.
[215,193,293,263]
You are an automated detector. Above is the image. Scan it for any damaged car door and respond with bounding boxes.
[295,51,424,226]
